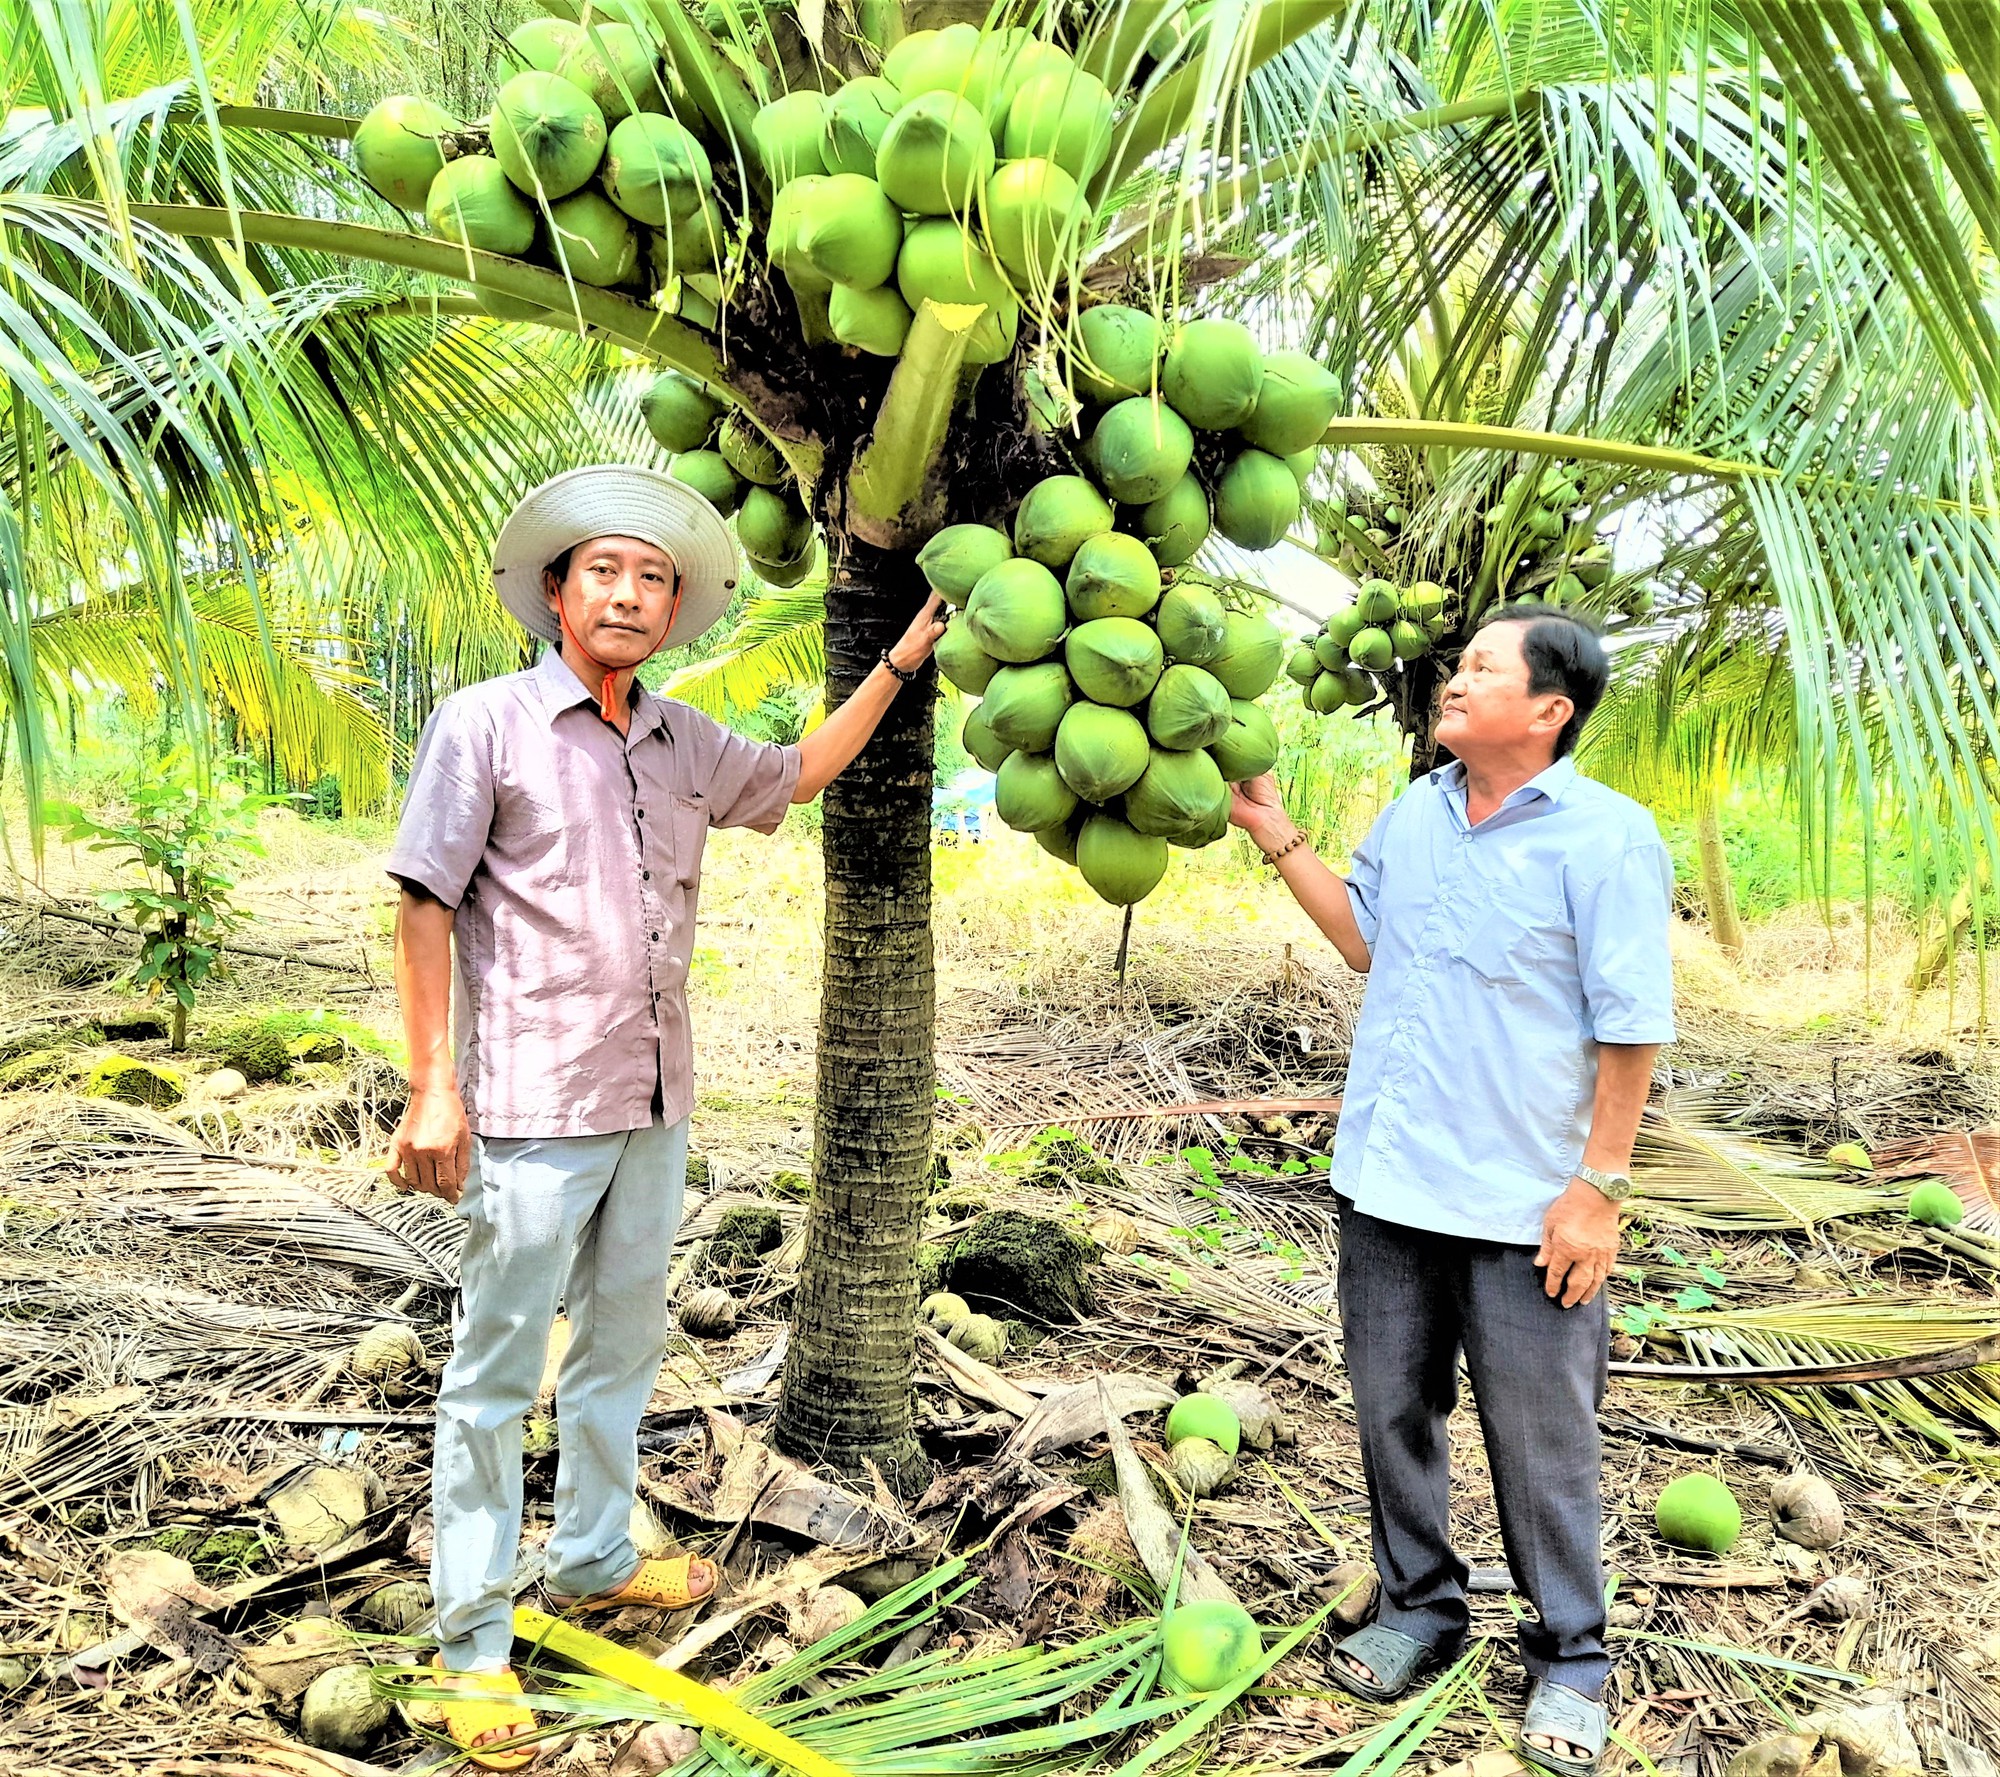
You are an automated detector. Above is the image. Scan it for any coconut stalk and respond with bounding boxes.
[846,300,983,548]
[1695,761,1747,960]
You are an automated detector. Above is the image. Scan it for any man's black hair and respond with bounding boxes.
[544,544,575,585]
[1476,605,1609,758]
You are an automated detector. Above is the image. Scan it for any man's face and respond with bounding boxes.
[1433,621,1570,760]
[543,534,679,668]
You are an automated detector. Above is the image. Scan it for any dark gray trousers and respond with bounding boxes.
[1336,1195,1610,1697]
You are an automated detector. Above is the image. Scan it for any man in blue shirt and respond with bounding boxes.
[1231,607,1675,1777]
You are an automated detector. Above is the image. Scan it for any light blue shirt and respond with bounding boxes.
[1332,757,1677,1247]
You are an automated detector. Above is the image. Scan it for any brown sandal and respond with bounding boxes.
[548,1554,718,1613]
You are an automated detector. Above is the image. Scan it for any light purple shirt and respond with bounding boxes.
[386,650,800,1138]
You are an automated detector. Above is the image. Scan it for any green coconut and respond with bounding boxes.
[965,557,1068,663]
[1307,669,1345,713]
[981,661,1076,752]
[1036,821,1081,865]
[736,485,814,562]
[1206,613,1283,699]
[895,219,1017,363]
[1389,618,1430,662]
[1165,1391,1242,1454]
[652,195,727,274]
[919,523,1014,607]
[1125,745,1227,841]
[1003,65,1116,181]
[1014,474,1114,571]
[602,113,710,225]
[718,412,787,486]
[876,90,996,217]
[1654,1474,1742,1554]
[995,751,1079,834]
[1146,663,1232,750]
[1213,449,1299,551]
[1239,347,1339,455]
[300,1665,392,1756]
[1162,1600,1263,1696]
[352,95,456,211]
[1154,585,1227,664]
[1162,318,1263,430]
[961,701,1013,770]
[949,1312,1008,1363]
[767,176,832,289]
[823,75,900,177]
[1353,579,1399,623]
[921,1290,972,1329]
[828,282,913,355]
[1349,626,1394,672]
[1090,397,1194,505]
[1131,474,1211,568]
[507,17,582,72]
[1065,531,1161,622]
[1286,646,1319,687]
[937,618,1001,695]
[491,72,608,199]
[794,172,903,289]
[668,449,743,516]
[748,542,816,588]
[982,156,1086,287]
[1908,1181,1965,1228]
[1284,445,1319,488]
[543,188,637,286]
[641,372,723,452]
[1068,304,1161,405]
[1825,1142,1873,1171]
[881,27,941,91]
[425,154,536,256]
[752,90,829,187]
[1066,617,1165,708]
[1054,702,1150,801]
[1209,700,1279,781]
[1077,813,1169,906]
[561,22,660,123]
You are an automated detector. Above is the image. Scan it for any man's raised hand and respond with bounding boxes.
[888,593,948,673]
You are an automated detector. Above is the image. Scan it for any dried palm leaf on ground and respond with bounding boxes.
[1634,1092,1901,1230]
[1875,1128,2000,1232]
[1640,1299,2000,1462]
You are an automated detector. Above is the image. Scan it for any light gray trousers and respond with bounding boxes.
[432,1114,690,1670]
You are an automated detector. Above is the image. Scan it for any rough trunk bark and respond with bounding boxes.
[1694,751,1744,960]
[772,532,936,1490]
[1400,655,1451,780]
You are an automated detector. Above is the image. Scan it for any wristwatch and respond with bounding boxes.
[1575,1163,1634,1202]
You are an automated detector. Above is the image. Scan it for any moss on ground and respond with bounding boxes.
[707,1205,783,1275]
[943,1209,1097,1323]
[201,1010,393,1084]
[765,1168,811,1200]
[147,1525,266,1582]
[83,1056,186,1108]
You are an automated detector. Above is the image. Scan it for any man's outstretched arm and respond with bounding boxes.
[1228,774,1373,973]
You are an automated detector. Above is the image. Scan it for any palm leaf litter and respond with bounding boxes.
[3,924,2000,1773]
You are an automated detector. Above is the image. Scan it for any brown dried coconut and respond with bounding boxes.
[1769,1471,1845,1549]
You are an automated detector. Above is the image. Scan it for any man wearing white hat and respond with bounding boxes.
[382,464,944,1766]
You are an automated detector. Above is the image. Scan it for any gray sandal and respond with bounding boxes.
[1519,1678,1607,1777]
[1326,1625,1452,1704]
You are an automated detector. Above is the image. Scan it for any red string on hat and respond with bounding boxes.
[555,567,686,725]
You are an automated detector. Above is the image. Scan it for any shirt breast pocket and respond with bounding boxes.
[671,793,710,889]
[1453,894,1562,986]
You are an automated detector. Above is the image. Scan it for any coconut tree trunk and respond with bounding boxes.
[772,532,936,1490]
[1911,875,1974,993]
[1694,741,1744,959]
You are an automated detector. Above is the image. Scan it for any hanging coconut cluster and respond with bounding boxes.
[350,13,725,313]
[1287,578,1449,716]
[929,307,1333,907]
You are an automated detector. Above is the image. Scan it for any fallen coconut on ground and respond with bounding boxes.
[1654,1473,1742,1554]
[1769,1472,1844,1549]
[300,1664,393,1755]
[1164,1392,1241,1456]
[1167,1435,1235,1499]
[1160,1598,1264,1694]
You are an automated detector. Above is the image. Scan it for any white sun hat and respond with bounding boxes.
[491,464,740,647]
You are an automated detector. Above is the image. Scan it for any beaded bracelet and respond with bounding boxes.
[878,649,920,684]
[1263,832,1310,867]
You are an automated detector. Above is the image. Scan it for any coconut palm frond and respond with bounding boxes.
[1632,1091,1901,1231]
[1644,1299,2000,1466]
[662,587,827,721]
[32,584,391,808]
[1875,1129,2000,1234]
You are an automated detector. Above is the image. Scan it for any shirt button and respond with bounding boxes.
[636,807,646,819]
[650,930,660,941]
[642,870,651,881]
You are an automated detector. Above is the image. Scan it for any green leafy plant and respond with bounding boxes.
[51,756,283,1050]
